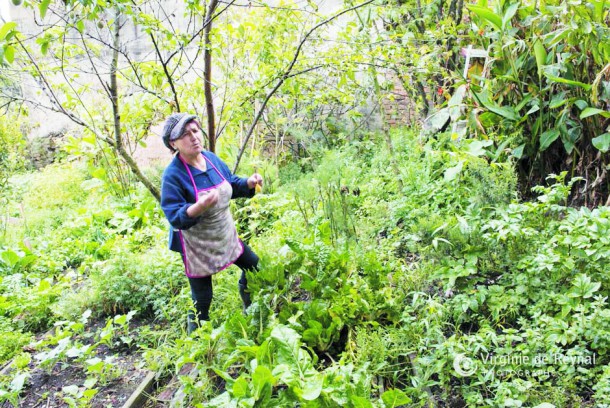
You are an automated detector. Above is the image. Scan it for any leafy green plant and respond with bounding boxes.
[0,115,27,208]
[84,356,124,386]
[58,383,98,408]
[463,0,610,203]
[0,371,29,408]
[96,311,138,350]
[0,318,32,364]
[0,244,37,276]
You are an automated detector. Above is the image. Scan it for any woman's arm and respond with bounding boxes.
[161,172,201,230]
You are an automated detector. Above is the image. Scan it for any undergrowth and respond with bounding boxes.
[1,128,609,407]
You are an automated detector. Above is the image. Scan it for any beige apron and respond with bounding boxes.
[178,155,243,278]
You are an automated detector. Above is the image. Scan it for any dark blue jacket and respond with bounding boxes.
[160,151,254,253]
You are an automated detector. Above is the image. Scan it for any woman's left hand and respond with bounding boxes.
[247,173,263,190]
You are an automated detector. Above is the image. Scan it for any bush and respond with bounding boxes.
[56,242,184,320]
[0,318,32,365]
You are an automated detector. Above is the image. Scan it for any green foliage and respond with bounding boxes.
[0,115,26,206]
[461,0,610,201]
[2,163,89,244]
[0,318,31,365]
[2,0,610,397]
[65,245,183,319]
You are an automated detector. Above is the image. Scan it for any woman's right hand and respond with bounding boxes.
[198,189,219,210]
[187,189,219,218]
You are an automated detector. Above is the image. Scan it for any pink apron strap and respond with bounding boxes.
[178,155,198,197]
[202,154,227,182]
[179,153,227,198]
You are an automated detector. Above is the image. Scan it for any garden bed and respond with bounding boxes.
[0,314,155,408]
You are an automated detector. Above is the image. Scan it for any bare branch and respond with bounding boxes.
[15,36,88,128]
[150,33,181,111]
[232,0,377,172]
[109,10,161,201]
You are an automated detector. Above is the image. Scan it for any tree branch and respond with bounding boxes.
[150,33,181,112]
[15,36,88,127]
[232,0,377,172]
[109,10,161,201]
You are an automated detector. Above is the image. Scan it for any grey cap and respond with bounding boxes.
[162,113,198,150]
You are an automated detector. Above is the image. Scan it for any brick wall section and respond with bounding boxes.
[381,73,420,128]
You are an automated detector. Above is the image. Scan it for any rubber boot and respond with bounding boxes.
[239,283,251,314]
[187,313,198,335]
[186,305,210,335]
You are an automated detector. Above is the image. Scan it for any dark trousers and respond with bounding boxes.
[187,241,259,322]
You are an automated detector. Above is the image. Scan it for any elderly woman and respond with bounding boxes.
[160,113,262,333]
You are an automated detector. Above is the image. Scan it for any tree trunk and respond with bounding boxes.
[110,10,161,202]
[204,0,219,152]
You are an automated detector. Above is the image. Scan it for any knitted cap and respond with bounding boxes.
[161,113,198,150]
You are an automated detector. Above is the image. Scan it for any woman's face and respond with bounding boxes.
[171,121,203,157]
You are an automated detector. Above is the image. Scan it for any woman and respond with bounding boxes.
[160,113,263,333]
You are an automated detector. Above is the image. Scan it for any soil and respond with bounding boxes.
[9,352,147,408]
[1,318,153,408]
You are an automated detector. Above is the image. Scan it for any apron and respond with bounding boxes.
[178,154,243,278]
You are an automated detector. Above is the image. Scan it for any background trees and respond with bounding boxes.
[0,0,608,202]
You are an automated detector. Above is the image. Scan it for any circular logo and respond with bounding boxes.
[453,353,477,377]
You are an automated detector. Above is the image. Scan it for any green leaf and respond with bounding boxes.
[208,392,238,408]
[466,5,502,30]
[580,108,610,119]
[300,373,323,400]
[351,396,374,408]
[526,105,540,115]
[560,125,580,154]
[574,100,588,110]
[427,108,450,131]
[512,144,525,159]
[444,160,464,181]
[232,376,249,398]
[502,2,519,30]
[539,129,560,151]
[515,93,533,111]
[549,92,567,109]
[76,20,85,34]
[62,385,80,396]
[38,279,51,291]
[252,365,274,401]
[83,389,98,399]
[489,105,519,121]
[381,389,412,407]
[476,93,520,121]
[114,314,127,325]
[533,38,547,78]
[3,46,14,63]
[40,0,51,19]
[543,73,592,90]
[270,325,301,364]
[592,133,610,153]
[0,249,20,268]
[0,22,17,41]
[466,139,493,157]
[10,373,29,392]
[83,378,98,389]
